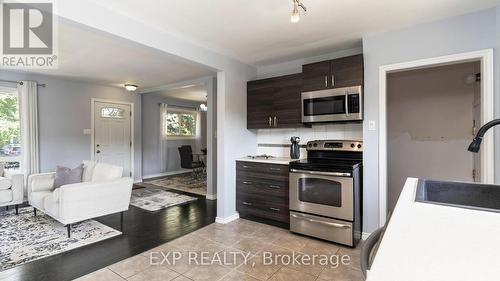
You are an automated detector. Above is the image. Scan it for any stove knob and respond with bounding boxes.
[313,143,318,147]
[351,143,355,148]
[357,144,362,149]
[308,143,312,147]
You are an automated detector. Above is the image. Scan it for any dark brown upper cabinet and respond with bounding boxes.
[302,54,364,92]
[302,61,331,92]
[247,73,303,129]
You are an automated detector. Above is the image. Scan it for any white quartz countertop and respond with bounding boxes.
[367,178,500,281]
[236,157,301,165]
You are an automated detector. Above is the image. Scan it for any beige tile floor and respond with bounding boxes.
[75,219,363,281]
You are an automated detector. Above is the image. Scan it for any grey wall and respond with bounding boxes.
[362,7,499,232]
[0,71,143,180]
[141,93,207,177]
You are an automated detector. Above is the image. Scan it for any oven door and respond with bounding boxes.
[302,86,363,123]
[289,169,354,221]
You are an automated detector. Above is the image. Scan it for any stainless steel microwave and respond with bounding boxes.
[301,86,363,123]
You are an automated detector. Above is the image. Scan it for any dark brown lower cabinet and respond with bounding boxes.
[236,161,289,223]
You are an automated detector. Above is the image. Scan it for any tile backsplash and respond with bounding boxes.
[256,123,363,157]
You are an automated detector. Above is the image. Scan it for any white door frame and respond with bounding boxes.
[91,98,135,179]
[378,49,495,226]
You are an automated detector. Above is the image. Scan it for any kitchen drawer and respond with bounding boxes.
[237,195,289,223]
[290,211,353,246]
[236,177,288,198]
[236,161,288,177]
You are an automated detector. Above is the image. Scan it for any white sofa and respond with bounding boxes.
[0,170,24,214]
[27,161,133,237]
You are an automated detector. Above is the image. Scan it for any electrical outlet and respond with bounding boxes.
[368,120,376,131]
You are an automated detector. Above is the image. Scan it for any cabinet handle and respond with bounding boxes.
[273,116,278,127]
[269,185,281,189]
[242,165,253,169]
[269,167,281,171]
[242,202,252,206]
[332,75,335,87]
[242,181,253,185]
[268,116,272,127]
[324,75,328,88]
[269,207,281,212]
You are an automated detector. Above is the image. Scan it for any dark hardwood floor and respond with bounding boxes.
[0,183,216,281]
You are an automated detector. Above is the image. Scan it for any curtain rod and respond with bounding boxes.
[158,103,199,111]
[0,79,47,87]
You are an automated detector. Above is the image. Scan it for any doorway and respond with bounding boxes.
[92,99,133,177]
[378,49,495,226]
[386,61,481,213]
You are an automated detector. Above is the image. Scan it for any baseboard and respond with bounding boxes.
[362,232,371,240]
[215,213,239,224]
[142,170,192,180]
[206,194,217,200]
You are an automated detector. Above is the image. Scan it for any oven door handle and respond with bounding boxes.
[290,169,351,177]
[291,214,351,229]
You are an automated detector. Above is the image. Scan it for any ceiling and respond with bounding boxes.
[14,23,215,89]
[94,0,500,66]
[158,85,208,102]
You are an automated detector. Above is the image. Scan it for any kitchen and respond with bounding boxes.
[236,43,500,281]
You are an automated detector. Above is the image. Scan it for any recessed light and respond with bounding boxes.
[124,84,138,91]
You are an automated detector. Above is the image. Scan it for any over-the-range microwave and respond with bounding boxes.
[301,85,363,123]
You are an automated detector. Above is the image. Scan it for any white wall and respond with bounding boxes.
[0,71,143,180]
[387,62,479,212]
[362,7,499,232]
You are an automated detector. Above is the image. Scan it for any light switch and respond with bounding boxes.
[368,120,376,131]
[83,129,91,135]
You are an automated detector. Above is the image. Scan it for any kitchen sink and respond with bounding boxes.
[415,179,500,212]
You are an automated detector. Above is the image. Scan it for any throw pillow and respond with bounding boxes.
[54,164,84,188]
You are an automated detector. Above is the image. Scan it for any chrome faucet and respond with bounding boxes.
[468,119,500,153]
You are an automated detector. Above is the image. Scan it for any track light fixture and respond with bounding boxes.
[291,0,307,23]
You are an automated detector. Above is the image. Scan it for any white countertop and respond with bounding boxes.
[367,178,500,281]
[236,157,301,165]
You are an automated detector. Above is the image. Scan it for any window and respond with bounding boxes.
[0,88,21,169]
[101,107,125,119]
[165,109,197,138]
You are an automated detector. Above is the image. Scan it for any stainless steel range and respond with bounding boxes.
[289,140,362,247]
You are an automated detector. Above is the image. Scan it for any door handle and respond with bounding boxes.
[268,116,272,127]
[345,91,349,116]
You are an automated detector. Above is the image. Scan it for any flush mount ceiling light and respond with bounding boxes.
[124,84,138,91]
[291,0,307,23]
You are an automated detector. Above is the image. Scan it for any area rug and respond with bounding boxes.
[146,172,207,196]
[130,188,198,212]
[0,208,121,271]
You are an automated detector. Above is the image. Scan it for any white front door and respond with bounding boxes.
[93,101,132,177]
